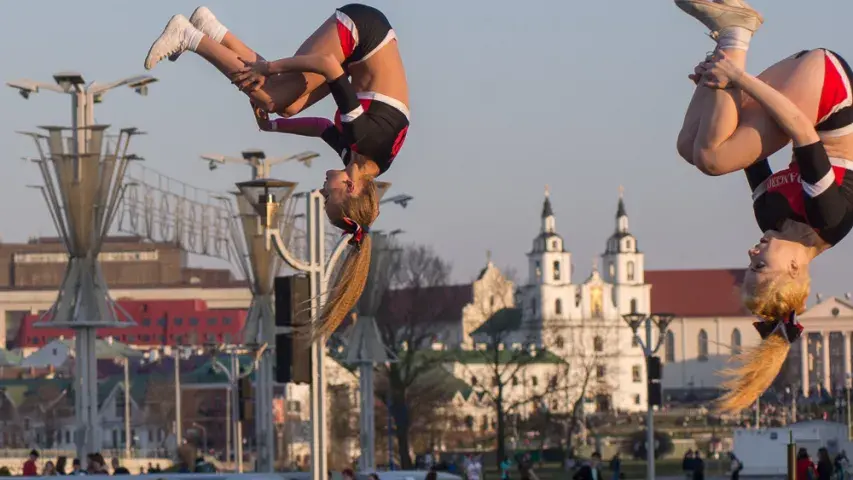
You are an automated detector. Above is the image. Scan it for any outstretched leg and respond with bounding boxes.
[146,11,344,116]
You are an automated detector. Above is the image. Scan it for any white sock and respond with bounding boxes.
[185,27,204,52]
[209,23,228,44]
[717,26,751,51]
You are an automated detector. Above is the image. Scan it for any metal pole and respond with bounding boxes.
[755,397,760,429]
[226,387,232,471]
[84,91,95,147]
[645,318,655,480]
[846,379,853,440]
[387,387,394,470]
[237,421,244,473]
[175,351,182,446]
[787,430,796,480]
[124,358,131,458]
[358,363,375,471]
[232,353,243,473]
[792,388,798,423]
[307,192,328,480]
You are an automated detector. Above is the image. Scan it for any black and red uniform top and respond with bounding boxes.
[319,74,409,175]
[745,141,853,246]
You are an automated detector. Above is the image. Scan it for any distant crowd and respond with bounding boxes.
[1,444,216,477]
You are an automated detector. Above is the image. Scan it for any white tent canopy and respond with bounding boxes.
[20,337,141,368]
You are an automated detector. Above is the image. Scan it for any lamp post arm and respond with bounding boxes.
[7,80,66,94]
[89,75,153,95]
[267,228,311,272]
[323,235,353,287]
[211,358,233,382]
[632,332,649,353]
[652,334,666,355]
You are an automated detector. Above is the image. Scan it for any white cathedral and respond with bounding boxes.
[441,188,853,414]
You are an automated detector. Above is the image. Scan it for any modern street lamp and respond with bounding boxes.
[201,149,319,178]
[8,72,157,155]
[209,150,301,473]
[209,347,258,473]
[380,194,413,208]
[235,175,406,480]
[10,71,155,461]
[346,233,402,472]
[622,312,675,480]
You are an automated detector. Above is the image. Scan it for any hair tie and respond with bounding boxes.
[341,217,369,249]
[753,311,803,344]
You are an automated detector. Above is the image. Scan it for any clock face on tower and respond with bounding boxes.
[590,285,603,318]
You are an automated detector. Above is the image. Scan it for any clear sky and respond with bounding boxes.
[2,1,853,298]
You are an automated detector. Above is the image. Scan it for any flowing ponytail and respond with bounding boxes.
[314,177,379,339]
[715,274,809,413]
[716,334,790,413]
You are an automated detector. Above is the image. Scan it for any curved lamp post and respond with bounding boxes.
[621,312,674,480]
[236,178,350,480]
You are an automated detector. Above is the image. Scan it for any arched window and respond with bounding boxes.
[553,260,561,281]
[627,261,636,281]
[698,329,709,362]
[630,298,638,313]
[555,336,565,349]
[471,376,478,386]
[608,262,615,278]
[731,328,742,355]
[665,331,675,362]
[593,336,604,352]
[555,298,563,315]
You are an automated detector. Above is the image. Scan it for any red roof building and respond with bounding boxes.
[16,299,247,350]
[646,268,749,317]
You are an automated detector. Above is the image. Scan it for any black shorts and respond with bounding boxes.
[335,4,396,67]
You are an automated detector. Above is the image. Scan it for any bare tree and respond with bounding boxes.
[457,317,568,465]
[328,384,358,469]
[364,236,460,469]
[143,376,177,439]
[543,318,621,456]
[31,383,70,448]
[454,271,620,464]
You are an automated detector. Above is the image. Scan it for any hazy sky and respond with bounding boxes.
[2,1,853,298]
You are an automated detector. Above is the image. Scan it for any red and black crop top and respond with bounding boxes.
[319,74,409,175]
[745,141,853,245]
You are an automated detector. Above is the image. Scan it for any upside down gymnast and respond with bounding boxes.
[676,0,853,412]
[143,4,410,337]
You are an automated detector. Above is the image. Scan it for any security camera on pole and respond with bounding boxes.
[622,312,674,480]
[9,70,156,460]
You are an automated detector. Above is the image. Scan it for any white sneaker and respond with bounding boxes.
[169,6,226,62]
[675,0,764,36]
[144,15,197,71]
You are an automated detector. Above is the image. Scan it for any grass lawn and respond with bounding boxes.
[482,458,728,480]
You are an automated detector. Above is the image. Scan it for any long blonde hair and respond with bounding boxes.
[314,177,379,338]
[715,273,810,413]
